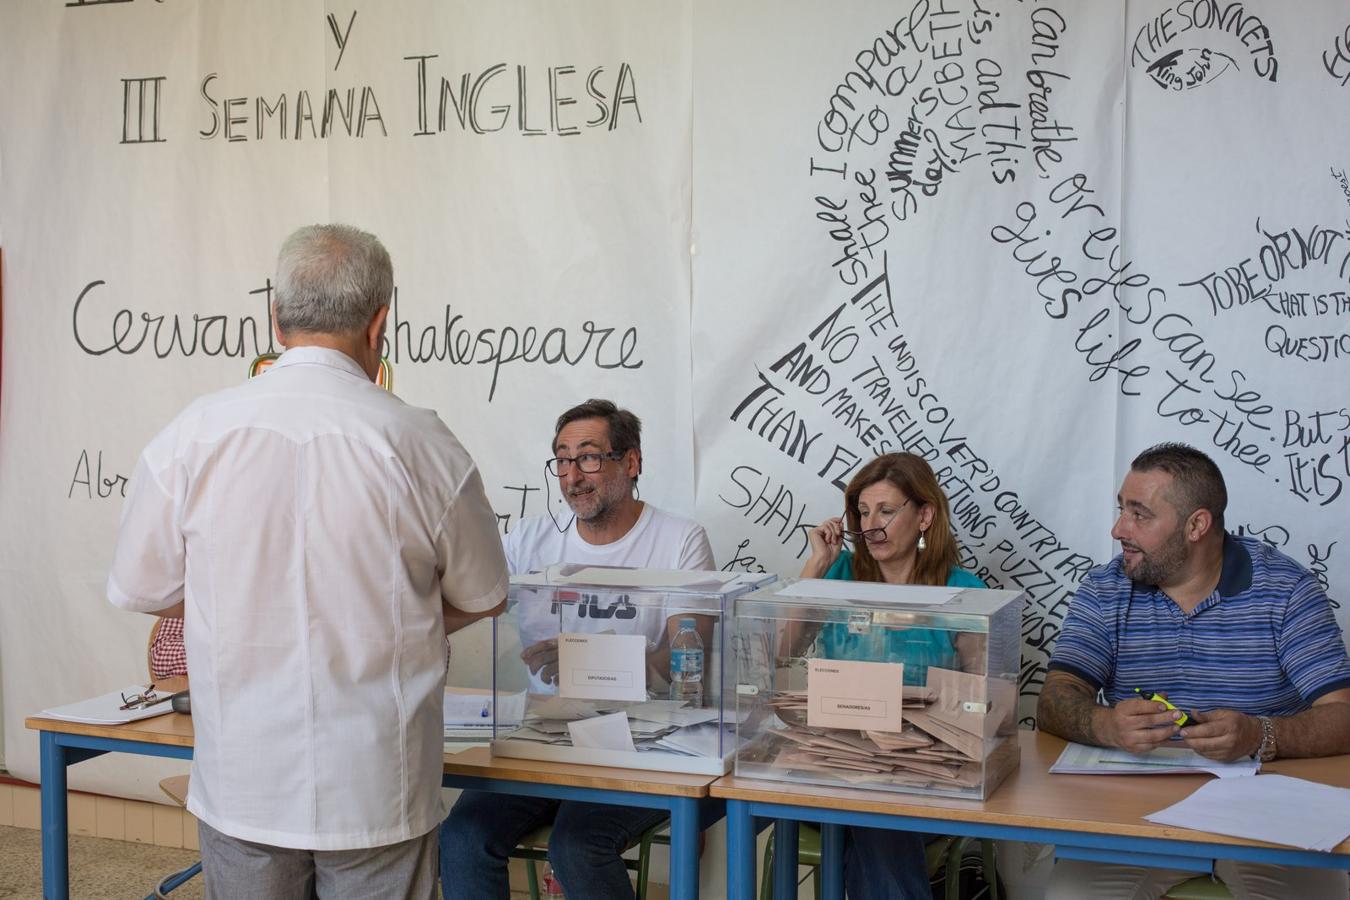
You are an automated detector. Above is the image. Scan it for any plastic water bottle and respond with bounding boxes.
[669,617,704,705]
[541,862,566,899]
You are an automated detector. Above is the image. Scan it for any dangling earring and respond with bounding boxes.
[917,530,927,551]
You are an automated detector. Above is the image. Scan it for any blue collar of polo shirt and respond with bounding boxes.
[1215,531,1253,599]
[1139,531,1251,616]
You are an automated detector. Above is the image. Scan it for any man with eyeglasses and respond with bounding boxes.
[1038,443,1350,900]
[439,398,714,900]
[108,225,508,899]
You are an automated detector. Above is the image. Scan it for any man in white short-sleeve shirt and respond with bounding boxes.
[438,399,714,900]
[507,492,714,694]
[108,225,508,899]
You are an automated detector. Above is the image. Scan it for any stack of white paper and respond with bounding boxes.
[40,686,177,726]
[497,695,728,758]
[443,688,526,740]
[1050,741,1260,778]
[1145,774,1350,851]
[653,723,737,757]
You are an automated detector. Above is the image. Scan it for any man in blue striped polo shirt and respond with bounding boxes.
[1038,443,1350,900]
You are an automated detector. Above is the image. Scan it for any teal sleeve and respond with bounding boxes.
[823,551,854,581]
[946,567,986,588]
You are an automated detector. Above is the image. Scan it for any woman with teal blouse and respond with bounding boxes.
[799,452,986,899]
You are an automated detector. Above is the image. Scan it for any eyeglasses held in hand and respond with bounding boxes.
[842,499,912,544]
[545,450,626,477]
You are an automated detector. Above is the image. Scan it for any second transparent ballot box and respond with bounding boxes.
[489,566,775,775]
[733,579,1024,799]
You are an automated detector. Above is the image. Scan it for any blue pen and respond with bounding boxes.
[480,702,490,718]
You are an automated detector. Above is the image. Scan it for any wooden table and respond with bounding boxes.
[441,746,723,900]
[27,713,195,900]
[712,730,1350,900]
[26,715,723,900]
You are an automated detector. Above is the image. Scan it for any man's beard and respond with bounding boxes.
[1122,526,1189,586]
[566,479,630,525]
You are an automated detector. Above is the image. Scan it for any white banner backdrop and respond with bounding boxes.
[690,0,1350,724]
[0,0,692,794]
[2,0,1348,801]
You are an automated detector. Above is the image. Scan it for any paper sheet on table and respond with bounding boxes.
[777,580,961,605]
[40,686,178,725]
[1050,741,1259,778]
[443,688,526,728]
[567,712,637,753]
[1145,774,1350,851]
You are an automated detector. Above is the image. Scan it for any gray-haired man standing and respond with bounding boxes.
[108,225,508,898]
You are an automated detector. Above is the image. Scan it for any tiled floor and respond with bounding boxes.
[0,824,203,899]
[0,824,545,899]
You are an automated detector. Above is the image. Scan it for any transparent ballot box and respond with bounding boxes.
[488,566,775,775]
[733,579,1024,799]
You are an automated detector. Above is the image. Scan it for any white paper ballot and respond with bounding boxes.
[654,723,736,757]
[779,580,961,605]
[557,632,648,701]
[623,699,722,728]
[525,696,619,721]
[1145,774,1350,851]
[568,712,638,753]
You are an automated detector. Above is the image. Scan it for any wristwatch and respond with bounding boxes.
[1255,715,1277,762]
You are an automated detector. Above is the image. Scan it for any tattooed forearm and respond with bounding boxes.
[1036,671,1105,746]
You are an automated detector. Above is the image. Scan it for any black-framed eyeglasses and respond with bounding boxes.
[843,499,912,544]
[545,450,627,477]
[119,685,159,711]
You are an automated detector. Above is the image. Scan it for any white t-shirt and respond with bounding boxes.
[504,504,714,690]
[107,347,508,851]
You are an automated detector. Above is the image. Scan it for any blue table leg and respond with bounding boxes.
[819,822,844,900]
[669,796,699,900]
[727,800,757,900]
[771,819,799,900]
[40,731,69,900]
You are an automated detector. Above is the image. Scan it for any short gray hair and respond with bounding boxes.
[274,225,393,336]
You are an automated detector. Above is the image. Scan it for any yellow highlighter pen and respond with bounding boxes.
[1134,688,1188,726]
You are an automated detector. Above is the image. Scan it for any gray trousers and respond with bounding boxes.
[198,819,439,900]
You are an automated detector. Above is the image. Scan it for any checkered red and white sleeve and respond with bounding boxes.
[149,617,188,678]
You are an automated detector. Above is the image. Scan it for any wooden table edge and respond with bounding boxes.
[25,714,195,748]
[443,748,716,798]
[707,776,1350,855]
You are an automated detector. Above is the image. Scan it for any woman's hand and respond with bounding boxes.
[800,516,846,578]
